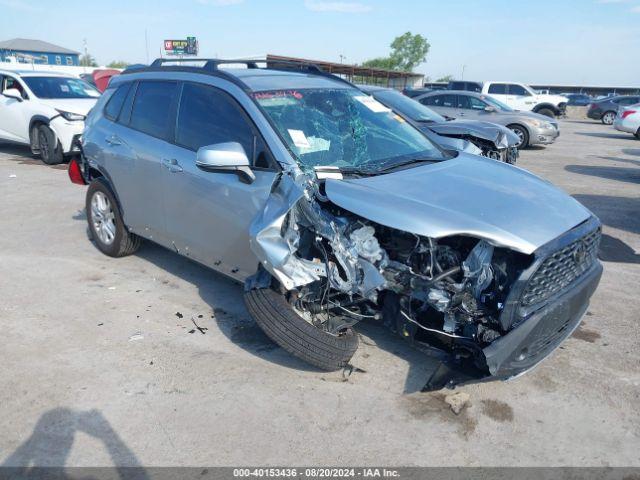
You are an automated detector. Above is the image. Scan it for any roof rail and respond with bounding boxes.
[125,58,356,91]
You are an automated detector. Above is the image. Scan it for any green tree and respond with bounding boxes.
[362,32,430,72]
[79,53,98,67]
[106,60,130,69]
[436,74,454,82]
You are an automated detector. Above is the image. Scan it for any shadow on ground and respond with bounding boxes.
[133,241,437,393]
[0,143,68,170]
[573,194,640,237]
[1,408,148,479]
[565,165,640,184]
[575,132,635,140]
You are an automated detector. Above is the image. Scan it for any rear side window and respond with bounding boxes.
[176,83,255,156]
[421,94,456,107]
[488,83,507,94]
[130,81,178,140]
[103,83,131,121]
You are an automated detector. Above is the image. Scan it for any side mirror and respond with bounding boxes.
[2,88,23,102]
[484,105,496,112]
[196,142,255,184]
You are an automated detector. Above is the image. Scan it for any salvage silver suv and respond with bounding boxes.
[73,59,602,390]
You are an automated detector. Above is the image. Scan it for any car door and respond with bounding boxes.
[102,80,178,246]
[0,74,31,143]
[419,93,459,119]
[505,84,536,111]
[160,81,279,281]
[454,94,485,121]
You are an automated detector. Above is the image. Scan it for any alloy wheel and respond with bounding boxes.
[91,191,116,245]
[602,112,615,125]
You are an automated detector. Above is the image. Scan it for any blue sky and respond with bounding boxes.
[1,0,639,85]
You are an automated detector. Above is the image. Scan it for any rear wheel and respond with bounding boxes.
[86,180,141,257]
[601,111,616,125]
[37,125,64,165]
[636,128,640,140]
[507,124,529,149]
[244,287,359,371]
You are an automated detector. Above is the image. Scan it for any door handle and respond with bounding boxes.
[105,135,122,146]
[162,158,183,173]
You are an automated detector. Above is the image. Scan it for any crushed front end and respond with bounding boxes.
[247,168,602,391]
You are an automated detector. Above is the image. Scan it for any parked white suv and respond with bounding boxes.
[449,80,568,118]
[0,70,100,164]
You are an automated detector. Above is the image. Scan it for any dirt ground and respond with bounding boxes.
[0,118,638,467]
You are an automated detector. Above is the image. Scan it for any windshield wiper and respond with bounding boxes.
[376,158,435,173]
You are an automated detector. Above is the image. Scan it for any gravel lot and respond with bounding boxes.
[0,118,638,467]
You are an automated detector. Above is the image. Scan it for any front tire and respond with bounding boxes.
[507,124,529,149]
[244,287,359,371]
[536,107,555,118]
[37,125,64,165]
[86,180,141,257]
[601,111,616,125]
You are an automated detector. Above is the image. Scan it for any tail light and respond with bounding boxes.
[68,157,86,185]
[621,110,636,120]
[587,103,594,110]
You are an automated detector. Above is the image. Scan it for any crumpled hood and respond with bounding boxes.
[426,119,519,148]
[325,153,591,254]
[39,98,97,117]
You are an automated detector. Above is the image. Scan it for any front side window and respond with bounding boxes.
[176,83,254,156]
[487,83,507,95]
[129,81,178,139]
[22,76,100,99]
[508,84,531,96]
[254,88,445,173]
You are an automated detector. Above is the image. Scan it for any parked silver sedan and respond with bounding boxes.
[416,90,560,148]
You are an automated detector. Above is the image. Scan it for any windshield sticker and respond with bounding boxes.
[354,95,391,113]
[253,90,303,100]
[288,129,311,148]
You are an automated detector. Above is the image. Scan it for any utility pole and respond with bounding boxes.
[461,64,466,80]
[339,54,346,64]
[83,38,88,70]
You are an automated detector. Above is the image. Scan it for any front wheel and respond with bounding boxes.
[244,287,359,371]
[507,124,529,149]
[86,180,141,257]
[601,111,616,125]
[37,125,64,165]
[536,107,555,118]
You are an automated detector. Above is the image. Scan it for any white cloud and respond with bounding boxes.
[196,0,243,5]
[304,1,372,13]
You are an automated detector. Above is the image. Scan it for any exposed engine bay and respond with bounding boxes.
[248,171,534,389]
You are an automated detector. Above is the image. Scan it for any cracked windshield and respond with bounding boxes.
[253,88,446,173]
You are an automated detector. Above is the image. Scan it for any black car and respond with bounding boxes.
[565,94,592,106]
[587,95,640,125]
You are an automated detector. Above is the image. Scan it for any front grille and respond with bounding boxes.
[521,227,601,307]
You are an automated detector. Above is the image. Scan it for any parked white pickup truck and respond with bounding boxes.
[448,80,568,118]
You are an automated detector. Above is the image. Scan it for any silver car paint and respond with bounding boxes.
[324,154,591,255]
[416,91,560,146]
[85,70,588,289]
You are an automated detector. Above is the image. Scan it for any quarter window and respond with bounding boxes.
[104,83,132,121]
[176,83,257,161]
[129,81,178,140]
[487,83,507,95]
